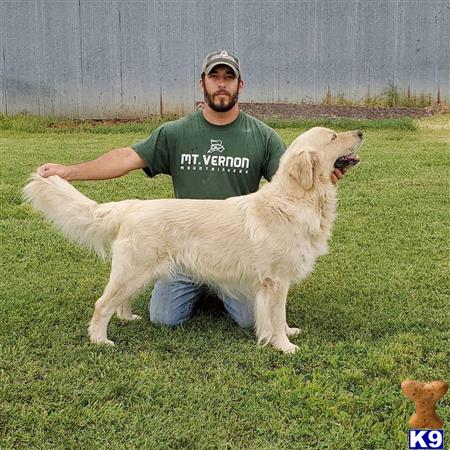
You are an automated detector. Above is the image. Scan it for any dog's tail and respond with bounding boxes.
[23,173,122,259]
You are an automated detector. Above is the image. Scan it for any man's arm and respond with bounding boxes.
[37,147,147,181]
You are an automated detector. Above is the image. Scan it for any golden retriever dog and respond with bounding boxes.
[23,127,363,353]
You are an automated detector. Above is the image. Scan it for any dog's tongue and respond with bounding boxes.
[334,154,359,169]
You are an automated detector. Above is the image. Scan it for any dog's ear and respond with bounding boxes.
[289,148,320,190]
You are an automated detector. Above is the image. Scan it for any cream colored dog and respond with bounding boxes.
[23,127,363,353]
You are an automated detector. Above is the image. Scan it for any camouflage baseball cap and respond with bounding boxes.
[201,50,240,77]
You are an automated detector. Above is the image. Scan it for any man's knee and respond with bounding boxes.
[149,305,186,327]
[148,276,203,327]
[234,315,254,329]
[221,295,255,329]
[148,291,190,327]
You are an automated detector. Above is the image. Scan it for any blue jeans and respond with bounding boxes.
[149,273,254,328]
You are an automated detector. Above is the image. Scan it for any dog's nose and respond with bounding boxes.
[357,130,363,139]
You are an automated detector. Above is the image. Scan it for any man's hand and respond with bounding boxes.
[37,163,72,179]
[331,168,346,184]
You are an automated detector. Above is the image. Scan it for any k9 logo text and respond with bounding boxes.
[408,430,444,449]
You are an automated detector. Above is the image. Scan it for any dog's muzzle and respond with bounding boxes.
[334,153,360,169]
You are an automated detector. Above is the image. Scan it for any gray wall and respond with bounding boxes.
[1,0,449,118]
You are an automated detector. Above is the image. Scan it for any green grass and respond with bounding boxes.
[1,115,449,449]
[0,112,418,134]
[264,117,417,131]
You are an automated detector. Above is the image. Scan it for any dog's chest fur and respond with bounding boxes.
[248,185,337,283]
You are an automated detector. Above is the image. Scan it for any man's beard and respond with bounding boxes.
[204,88,239,112]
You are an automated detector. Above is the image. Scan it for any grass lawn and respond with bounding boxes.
[1,114,449,449]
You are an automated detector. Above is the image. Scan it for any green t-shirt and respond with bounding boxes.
[131,110,286,199]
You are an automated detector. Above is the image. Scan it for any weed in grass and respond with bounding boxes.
[321,81,440,108]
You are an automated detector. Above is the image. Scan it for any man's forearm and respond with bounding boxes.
[38,147,147,181]
[66,148,133,181]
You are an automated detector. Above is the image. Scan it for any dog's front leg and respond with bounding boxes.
[269,280,299,354]
[285,324,301,337]
[255,279,298,354]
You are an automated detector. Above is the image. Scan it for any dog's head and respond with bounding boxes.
[280,127,363,190]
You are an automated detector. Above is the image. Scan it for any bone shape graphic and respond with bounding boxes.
[402,380,448,429]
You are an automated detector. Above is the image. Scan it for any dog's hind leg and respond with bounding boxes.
[255,278,298,354]
[88,270,152,345]
[88,241,162,345]
[116,303,141,321]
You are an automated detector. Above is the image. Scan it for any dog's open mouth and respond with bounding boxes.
[334,153,360,169]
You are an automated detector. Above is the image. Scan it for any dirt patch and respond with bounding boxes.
[46,103,449,128]
[46,117,158,129]
[233,103,448,120]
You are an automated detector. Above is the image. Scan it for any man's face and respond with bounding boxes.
[200,65,243,112]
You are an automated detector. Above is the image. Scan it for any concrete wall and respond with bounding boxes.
[1,0,449,118]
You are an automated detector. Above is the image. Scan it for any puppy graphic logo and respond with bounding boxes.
[208,139,225,154]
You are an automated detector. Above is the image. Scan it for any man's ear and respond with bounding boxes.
[238,78,244,93]
[199,78,205,94]
[288,148,320,190]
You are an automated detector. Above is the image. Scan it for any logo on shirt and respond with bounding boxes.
[179,138,250,174]
[180,153,249,173]
[208,139,225,154]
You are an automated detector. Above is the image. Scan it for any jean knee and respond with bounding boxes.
[234,314,254,329]
[149,304,185,327]
[221,295,254,329]
[148,276,203,327]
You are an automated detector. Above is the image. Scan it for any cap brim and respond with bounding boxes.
[204,61,240,77]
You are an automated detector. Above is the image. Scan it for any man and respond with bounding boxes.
[38,49,346,329]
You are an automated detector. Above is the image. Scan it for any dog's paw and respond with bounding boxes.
[271,337,299,354]
[119,314,142,322]
[281,343,299,354]
[285,326,301,337]
[116,306,142,321]
[90,337,115,346]
[129,314,142,321]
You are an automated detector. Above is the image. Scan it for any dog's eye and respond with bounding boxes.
[331,134,337,141]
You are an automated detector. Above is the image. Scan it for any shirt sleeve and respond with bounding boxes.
[263,130,286,181]
[130,124,171,178]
